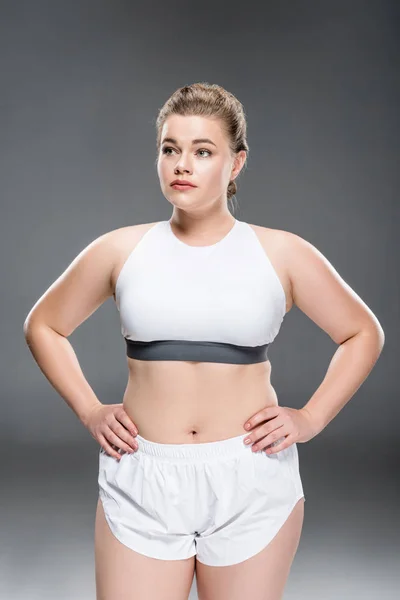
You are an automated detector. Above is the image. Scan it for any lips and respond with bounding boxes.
[170,180,197,187]
[171,184,196,190]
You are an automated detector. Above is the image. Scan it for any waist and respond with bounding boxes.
[122,359,278,444]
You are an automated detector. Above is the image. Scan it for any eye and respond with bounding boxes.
[161,147,212,157]
[197,149,212,157]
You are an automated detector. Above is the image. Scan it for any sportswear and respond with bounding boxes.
[98,431,305,566]
[114,219,286,364]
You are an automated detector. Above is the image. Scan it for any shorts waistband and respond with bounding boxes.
[135,432,251,462]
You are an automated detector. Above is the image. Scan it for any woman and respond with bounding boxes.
[23,82,384,600]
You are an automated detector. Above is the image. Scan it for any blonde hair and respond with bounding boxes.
[155,82,249,215]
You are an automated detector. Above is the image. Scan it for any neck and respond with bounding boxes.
[170,209,235,236]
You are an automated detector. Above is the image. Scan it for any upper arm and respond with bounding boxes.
[285,232,384,345]
[23,230,118,338]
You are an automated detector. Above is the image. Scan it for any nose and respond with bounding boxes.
[174,154,192,175]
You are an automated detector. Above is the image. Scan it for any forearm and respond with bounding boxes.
[301,327,385,435]
[23,322,102,427]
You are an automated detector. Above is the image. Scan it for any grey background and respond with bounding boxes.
[2,0,399,598]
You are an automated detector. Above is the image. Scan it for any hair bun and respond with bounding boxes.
[227,180,237,200]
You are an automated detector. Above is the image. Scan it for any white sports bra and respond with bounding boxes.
[115,219,286,364]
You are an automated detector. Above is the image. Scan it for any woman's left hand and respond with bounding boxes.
[243,405,318,454]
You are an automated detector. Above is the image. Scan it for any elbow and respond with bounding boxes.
[23,317,33,340]
[377,326,385,352]
[369,315,385,351]
[360,320,385,356]
[23,312,40,339]
[23,313,58,342]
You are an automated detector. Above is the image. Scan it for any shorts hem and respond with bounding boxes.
[196,493,305,567]
[99,493,197,562]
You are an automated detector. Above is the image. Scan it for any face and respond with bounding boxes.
[156,114,246,215]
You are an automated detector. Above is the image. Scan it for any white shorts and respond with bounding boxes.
[98,432,305,567]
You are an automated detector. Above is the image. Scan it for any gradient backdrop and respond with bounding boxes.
[2,1,399,598]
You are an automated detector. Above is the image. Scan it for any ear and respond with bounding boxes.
[231,150,247,180]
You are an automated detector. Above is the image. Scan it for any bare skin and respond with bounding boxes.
[94,221,304,600]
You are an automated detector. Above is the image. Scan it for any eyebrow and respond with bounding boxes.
[161,137,217,148]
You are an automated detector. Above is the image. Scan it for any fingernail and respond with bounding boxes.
[245,424,251,430]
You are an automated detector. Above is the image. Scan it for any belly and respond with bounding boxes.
[122,358,279,444]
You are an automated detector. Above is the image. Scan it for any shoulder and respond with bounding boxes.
[104,221,162,247]
[251,223,333,279]
[249,223,315,261]
[246,222,307,268]
[248,222,298,244]
[104,221,163,296]
[69,223,158,274]
[253,225,383,344]
[97,221,163,263]
[245,224,301,313]
[247,224,325,313]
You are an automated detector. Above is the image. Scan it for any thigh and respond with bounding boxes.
[95,498,195,600]
[196,497,304,600]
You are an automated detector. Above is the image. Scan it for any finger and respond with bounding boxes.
[110,421,138,452]
[252,427,287,452]
[265,434,294,455]
[98,434,122,460]
[244,405,280,431]
[243,417,285,447]
[106,428,137,454]
[115,410,138,436]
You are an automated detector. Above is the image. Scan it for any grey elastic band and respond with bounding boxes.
[125,338,269,365]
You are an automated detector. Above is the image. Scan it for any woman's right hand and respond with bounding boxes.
[85,403,139,460]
